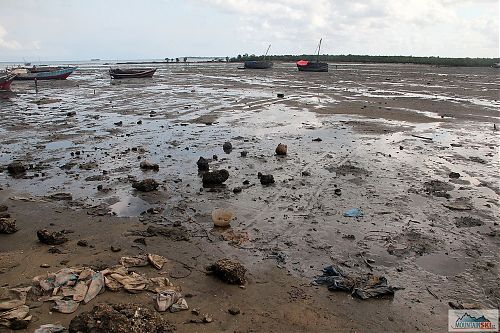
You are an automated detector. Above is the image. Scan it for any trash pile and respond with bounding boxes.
[0,253,188,330]
[313,265,395,299]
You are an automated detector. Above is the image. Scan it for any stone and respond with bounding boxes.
[140,161,159,171]
[207,258,247,285]
[275,143,287,156]
[37,229,68,245]
[132,179,159,192]
[202,170,229,186]
[260,175,275,185]
[7,161,26,176]
[196,157,209,171]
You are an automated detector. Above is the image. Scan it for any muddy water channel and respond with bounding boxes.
[1,63,499,328]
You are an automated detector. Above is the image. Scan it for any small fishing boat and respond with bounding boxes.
[296,39,328,72]
[0,72,17,90]
[244,44,273,69]
[109,68,157,79]
[11,66,77,80]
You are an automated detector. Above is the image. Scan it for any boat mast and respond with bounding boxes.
[264,44,271,60]
[316,39,322,63]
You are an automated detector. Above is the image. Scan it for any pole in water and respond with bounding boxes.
[35,78,38,94]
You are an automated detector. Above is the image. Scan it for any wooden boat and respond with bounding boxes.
[244,44,273,69]
[0,72,17,90]
[296,39,328,72]
[11,66,77,80]
[109,68,157,79]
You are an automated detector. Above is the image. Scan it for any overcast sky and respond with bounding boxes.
[0,0,498,61]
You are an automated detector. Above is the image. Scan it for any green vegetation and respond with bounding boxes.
[229,54,499,67]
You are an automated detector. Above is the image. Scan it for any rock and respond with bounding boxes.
[212,155,218,160]
[240,151,248,157]
[454,216,483,228]
[114,121,123,126]
[140,161,159,171]
[137,120,143,125]
[68,303,174,333]
[7,161,26,176]
[207,258,247,285]
[233,187,242,194]
[0,212,10,218]
[312,138,322,142]
[66,111,77,117]
[242,180,250,185]
[133,237,146,245]
[0,218,18,234]
[202,169,229,187]
[449,172,461,179]
[275,143,287,155]
[111,245,121,252]
[196,157,209,171]
[48,247,63,254]
[48,192,73,201]
[77,240,89,247]
[277,93,285,98]
[132,179,159,192]
[0,205,7,212]
[334,188,342,196]
[228,307,240,315]
[223,142,232,152]
[37,229,68,245]
[302,171,310,176]
[40,263,50,268]
[260,174,275,185]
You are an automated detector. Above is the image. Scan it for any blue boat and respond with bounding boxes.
[12,66,77,80]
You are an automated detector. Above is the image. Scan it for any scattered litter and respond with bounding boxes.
[343,208,363,218]
[34,324,67,333]
[212,208,234,227]
[314,265,395,299]
[148,253,168,270]
[120,255,149,268]
[207,258,247,285]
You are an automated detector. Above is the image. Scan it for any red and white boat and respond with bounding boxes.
[0,72,17,90]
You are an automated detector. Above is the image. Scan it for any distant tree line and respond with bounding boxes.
[229,54,499,67]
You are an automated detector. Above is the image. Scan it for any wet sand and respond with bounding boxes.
[0,62,499,332]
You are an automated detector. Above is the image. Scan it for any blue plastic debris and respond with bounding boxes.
[343,208,363,217]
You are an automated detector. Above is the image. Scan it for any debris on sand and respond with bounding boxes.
[34,323,67,333]
[37,229,68,245]
[147,253,168,270]
[454,216,483,228]
[312,138,322,142]
[344,208,363,218]
[68,303,174,333]
[132,179,159,192]
[0,218,18,234]
[212,208,234,227]
[155,290,188,313]
[314,265,395,299]
[140,161,159,171]
[207,258,247,285]
[259,174,275,185]
[7,161,26,176]
[196,157,210,171]
[275,143,287,156]
[0,286,32,329]
[202,169,229,187]
[47,192,73,201]
[223,141,233,152]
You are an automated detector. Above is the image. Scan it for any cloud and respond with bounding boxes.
[194,0,499,57]
[0,24,21,49]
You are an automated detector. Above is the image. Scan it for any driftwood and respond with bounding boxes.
[411,134,433,141]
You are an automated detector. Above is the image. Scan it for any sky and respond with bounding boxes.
[0,0,498,61]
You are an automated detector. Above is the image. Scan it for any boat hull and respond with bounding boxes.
[109,68,157,79]
[0,73,16,90]
[244,61,273,69]
[297,62,328,72]
[14,67,77,80]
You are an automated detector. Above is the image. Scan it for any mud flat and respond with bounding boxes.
[0,63,499,332]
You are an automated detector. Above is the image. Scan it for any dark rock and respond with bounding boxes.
[66,111,77,117]
[312,138,322,142]
[260,174,275,185]
[37,229,68,245]
[228,307,240,315]
[7,161,26,176]
[277,93,285,98]
[207,258,247,284]
[233,187,242,194]
[275,143,287,155]
[0,205,7,212]
[77,240,89,247]
[455,216,484,228]
[60,162,77,170]
[48,192,73,201]
[114,121,123,126]
[302,171,311,176]
[0,212,10,218]
[196,157,210,171]
[202,169,229,186]
[68,303,174,333]
[449,172,461,179]
[137,120,143,125]
[257,172,262,179]
[48,247,63,254]
[242,180,250,185]
[240,151,248,157]
[223,142,233,152]
[140,160,159,171]
[212,155,218,160]
[0,218,18,234]
[334,188,342,196]
[132,179,159,192]
[111,245,122,252]
[133,237,147,245]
